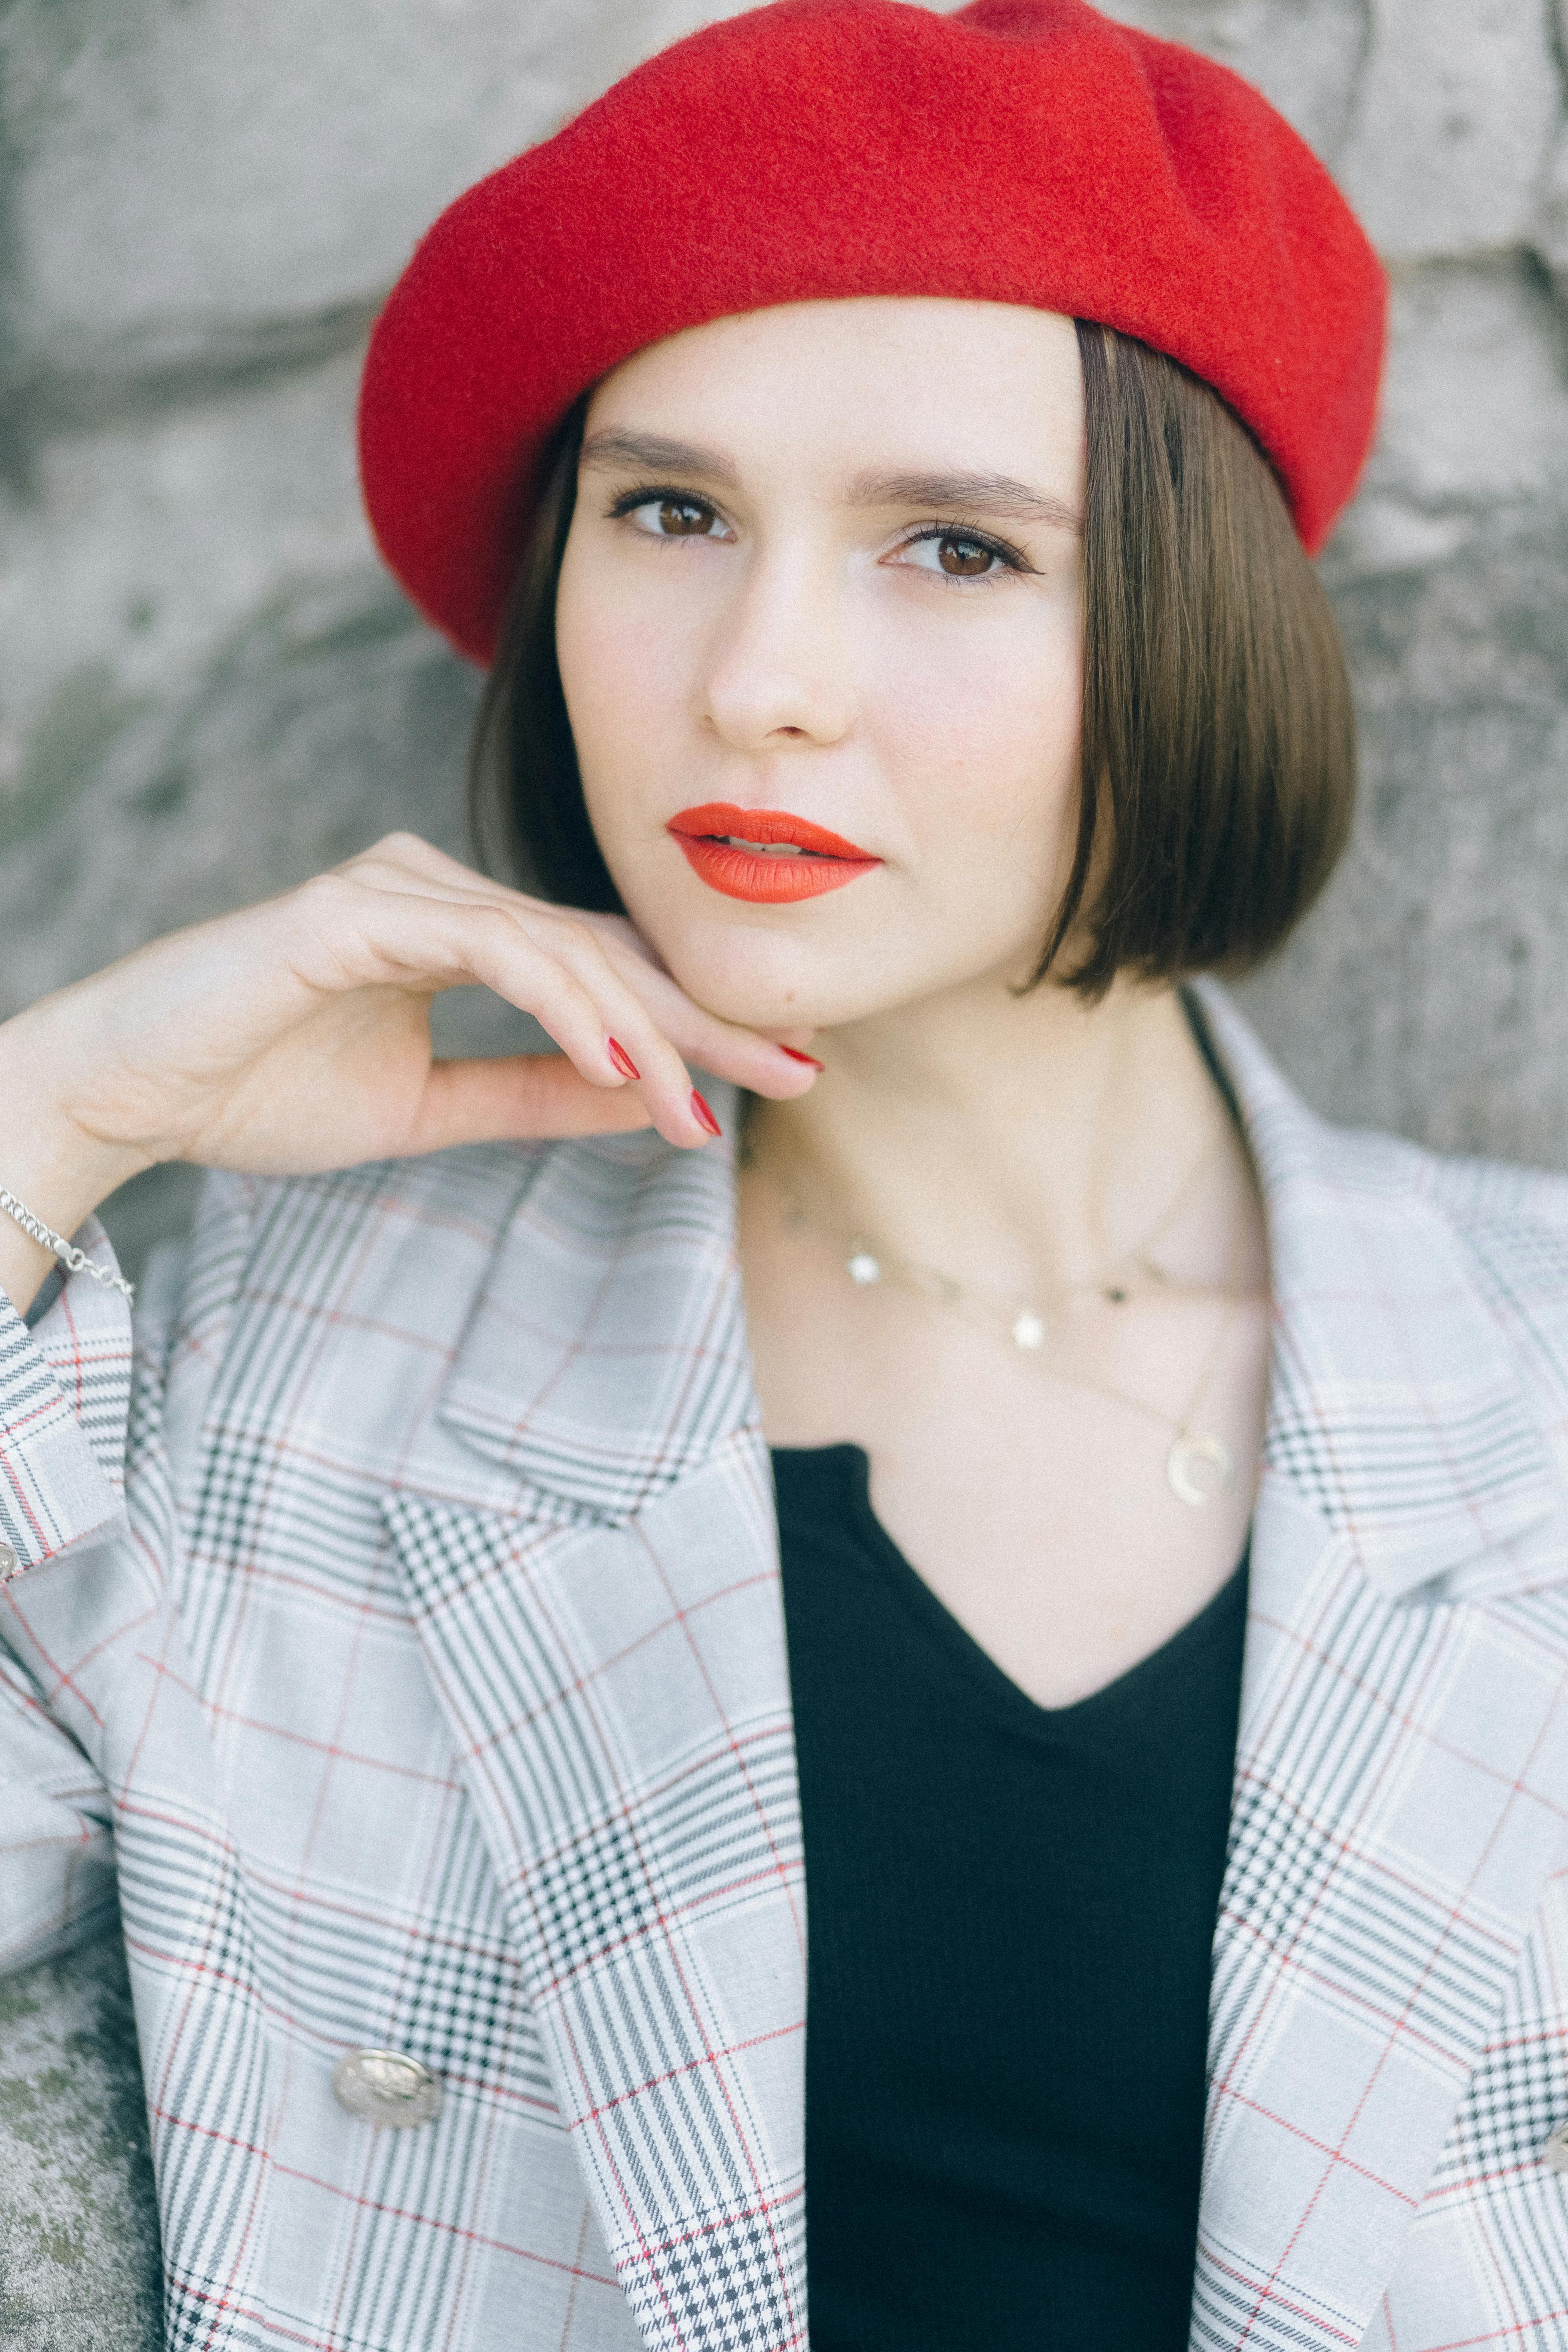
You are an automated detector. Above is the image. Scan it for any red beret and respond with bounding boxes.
[359,0,1386,666]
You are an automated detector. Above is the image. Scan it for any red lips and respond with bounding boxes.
[667,803,881,904]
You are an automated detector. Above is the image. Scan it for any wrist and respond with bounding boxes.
[0,1144,146,1320]
[0,1182,136,1308]
[0,1115,152,1244]
[0,1016,155,1317]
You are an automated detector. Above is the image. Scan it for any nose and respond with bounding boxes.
[700,541,855,753]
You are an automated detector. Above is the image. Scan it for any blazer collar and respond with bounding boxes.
[1191,979,1561,1599]
[434,1115,754,1523]
[437,985,1562,1599]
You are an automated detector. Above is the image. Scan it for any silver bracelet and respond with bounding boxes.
[0,1184,134,1305]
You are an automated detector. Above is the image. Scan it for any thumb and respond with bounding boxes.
[410,1054,657,1151]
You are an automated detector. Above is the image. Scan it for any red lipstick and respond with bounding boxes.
[666,803,881,904]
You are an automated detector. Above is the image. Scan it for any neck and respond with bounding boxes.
[748,968,1258,1298]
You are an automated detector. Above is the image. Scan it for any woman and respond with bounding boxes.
[2,3,1565,2348]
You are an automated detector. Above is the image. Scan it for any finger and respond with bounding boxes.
[599,952,825,1098]
[311,876,818,1134]
[289,886,629,1087]
[442,908,721,1145]
[344,836,590,926]
[517,914,767,1141]
[557,928,823,1092]
[409,1054,657,1152]
[341,832,497,894]
[343,857,823,1099]
[334,894,713,1149]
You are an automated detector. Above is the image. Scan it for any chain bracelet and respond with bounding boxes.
[0,1184,135,1305]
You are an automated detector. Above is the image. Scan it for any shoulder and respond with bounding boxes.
[1391,1131,1568,1290]
[181,1139,564,1331]
[171,1122,698,1355]
[1421,1143,1568,1240]
[151,1124,732,1510]
[1420,1142,1568,1374]
[1323,1121,1568,1428]
[147,1140,588,1485]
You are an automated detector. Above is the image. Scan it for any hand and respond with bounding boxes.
[0,833,819,1312]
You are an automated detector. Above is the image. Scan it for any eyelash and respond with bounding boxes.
[897,520,1032,582]
[604,485,1032,582]
[606,482,713,525]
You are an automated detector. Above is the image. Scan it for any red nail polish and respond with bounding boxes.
[607,1037,640,1081]
[690,1089,723,1139]
[778,1047,826,1072]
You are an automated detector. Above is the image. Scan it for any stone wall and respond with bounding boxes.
[2,2,1567,2343]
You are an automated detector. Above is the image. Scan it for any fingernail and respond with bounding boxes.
[778,1047,826,1072]
[690,1088,723,1139]
[607,1037,641,1081]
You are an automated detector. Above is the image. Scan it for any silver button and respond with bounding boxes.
[332,2049,442,2127]
[1542,2123,1568,2174]
[0,1542,18,1578]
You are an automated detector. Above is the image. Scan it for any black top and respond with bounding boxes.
[773,1442,1248,2352]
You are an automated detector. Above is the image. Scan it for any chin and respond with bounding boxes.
[647,908,908,1035]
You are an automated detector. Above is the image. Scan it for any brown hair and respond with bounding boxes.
[469,322,1355,991]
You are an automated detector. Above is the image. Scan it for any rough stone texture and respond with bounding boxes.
[3,0,734,379]
[1,3,1567,2344]
[0,1929,163,2352]
[1336,0,1560,259]
[1244,251,1568,1158]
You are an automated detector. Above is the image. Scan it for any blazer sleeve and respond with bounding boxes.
[0,1182,254,1973]
[0,1642,118,1971]
[0,1217,134,1577]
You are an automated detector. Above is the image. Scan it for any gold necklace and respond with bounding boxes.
[763,1142,1247,1507]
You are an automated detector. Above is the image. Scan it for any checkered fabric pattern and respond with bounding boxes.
[3,983,1568,2350]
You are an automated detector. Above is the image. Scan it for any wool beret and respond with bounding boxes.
[359,0,1386,666]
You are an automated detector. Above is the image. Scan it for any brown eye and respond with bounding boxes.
[657,498,713,536]
[937,534,995,577]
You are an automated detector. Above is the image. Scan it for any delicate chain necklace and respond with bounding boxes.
[760,1139,1248,1507]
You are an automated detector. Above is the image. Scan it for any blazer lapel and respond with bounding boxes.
[1189,985,1568,2351]
[382,1112,807,2352]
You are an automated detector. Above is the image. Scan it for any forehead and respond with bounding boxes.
[583,297,1085,490]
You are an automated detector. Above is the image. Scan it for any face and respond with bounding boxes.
[555,296,1086,1032]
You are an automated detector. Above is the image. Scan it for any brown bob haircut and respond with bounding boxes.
[469,319,1355,995]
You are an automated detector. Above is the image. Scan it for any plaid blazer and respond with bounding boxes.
[4,981,1568,2352]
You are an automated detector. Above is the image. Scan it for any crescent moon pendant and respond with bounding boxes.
[1166,1432,1235,1507]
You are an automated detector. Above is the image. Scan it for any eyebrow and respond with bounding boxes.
[846,467,1081,533]
[579,430,741,485]
[579,432,1081,533]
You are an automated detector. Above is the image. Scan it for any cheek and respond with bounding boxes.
[867,597,1083,873]
[555,544,689,813]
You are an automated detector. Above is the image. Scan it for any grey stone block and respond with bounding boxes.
[1240,493,1568,1161]
[1547,1,1568,278]
[1335,0,1562,260]
[0,557,479,1020]
[1353,257,1568,512]
[3,0,748,382]
[1539,123,1568,285]
[1,352,375,831]
[0,1930,162,2352]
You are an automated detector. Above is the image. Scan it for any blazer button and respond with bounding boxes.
[1541,2121,1568,2174]
[0,1542,18,1578]
[332,2049,442,2127]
